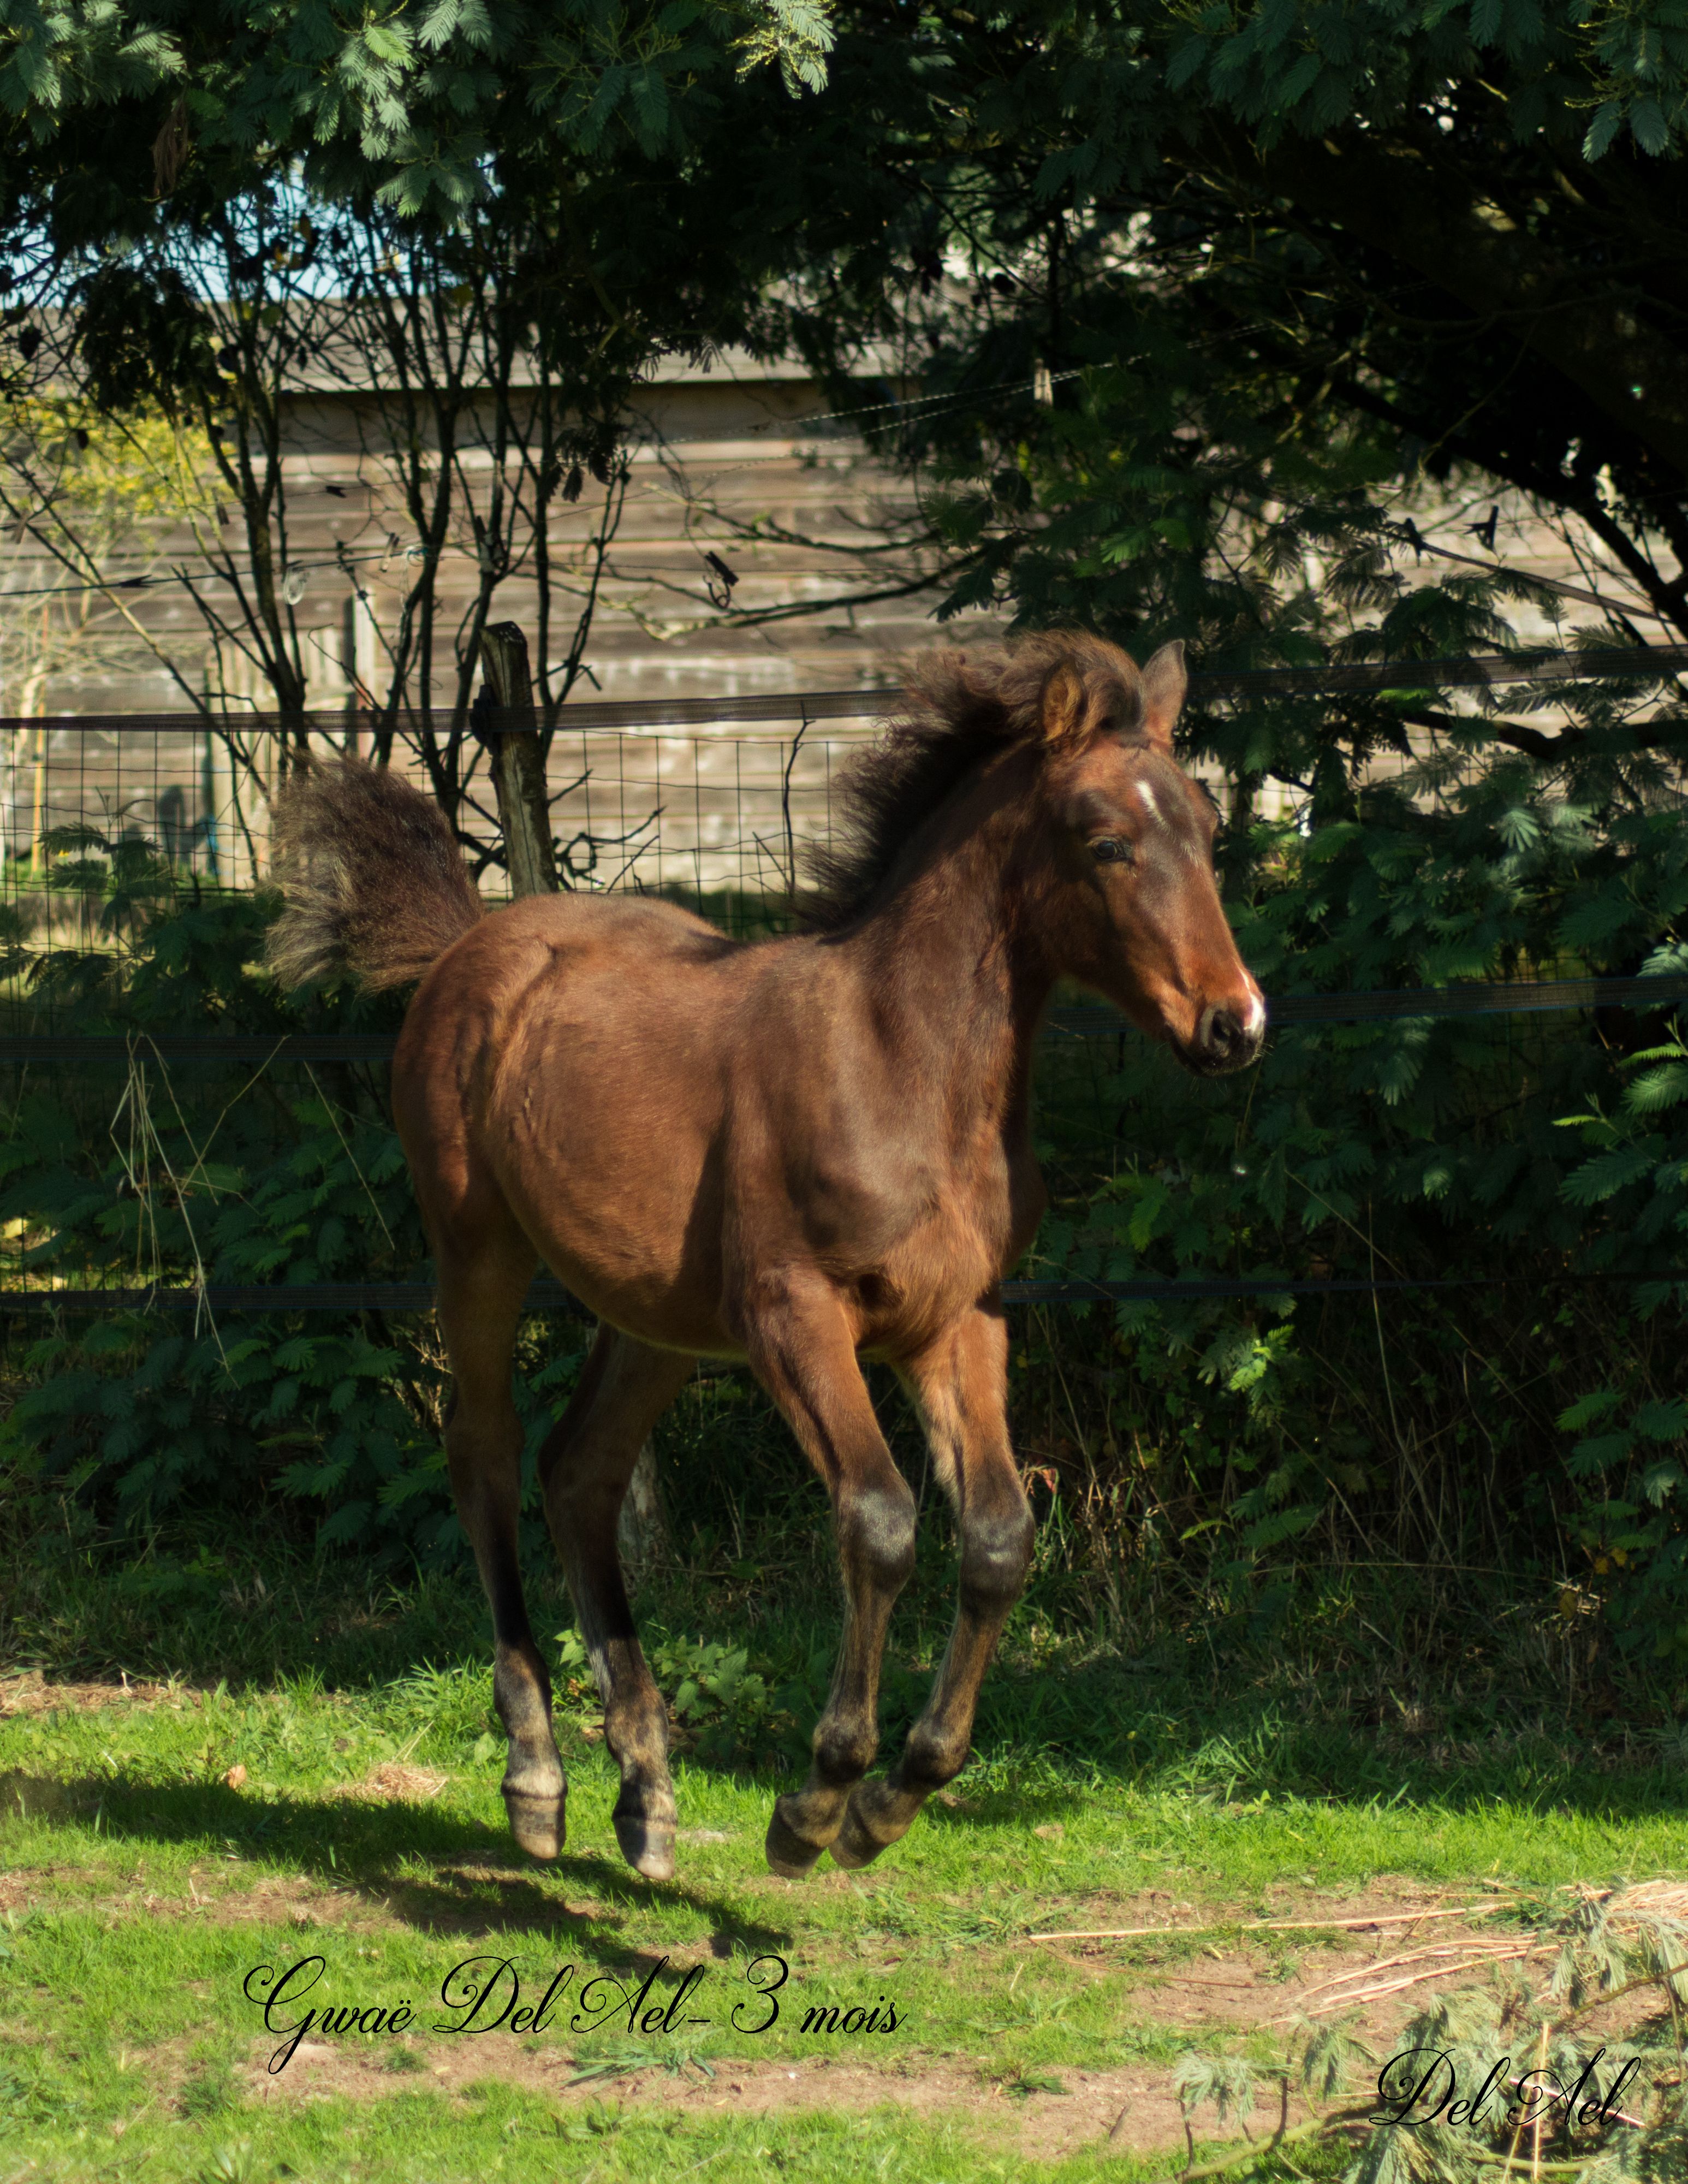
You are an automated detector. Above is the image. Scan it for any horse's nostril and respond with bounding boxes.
[1198,1003,1262,1069]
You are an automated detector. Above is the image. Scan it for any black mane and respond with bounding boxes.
[804,631,1141,931]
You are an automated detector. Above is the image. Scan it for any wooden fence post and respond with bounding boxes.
[475,620,665,1565]
[477,621,557,899]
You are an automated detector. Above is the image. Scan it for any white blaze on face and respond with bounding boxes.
[1133,781,1162,823]
[1243,985,1267,1037]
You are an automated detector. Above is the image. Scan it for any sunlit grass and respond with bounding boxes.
[4,1591,1685,2182]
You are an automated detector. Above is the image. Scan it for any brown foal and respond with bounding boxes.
[267,630,1265,1883]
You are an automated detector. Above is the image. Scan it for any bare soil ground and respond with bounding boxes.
[213,1880,1528,2159]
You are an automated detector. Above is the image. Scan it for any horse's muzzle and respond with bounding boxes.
[1180,995,1267,1076]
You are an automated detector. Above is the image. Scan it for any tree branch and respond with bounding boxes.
[1197,121,1688,488]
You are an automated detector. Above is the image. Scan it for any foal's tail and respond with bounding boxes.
[265,761,483,994]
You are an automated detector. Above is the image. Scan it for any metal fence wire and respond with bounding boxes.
[4,652,1688,1310]
[4,641,1687,962]
[0,698,884,1024]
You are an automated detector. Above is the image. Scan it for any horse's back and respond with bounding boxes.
[401,889,735,1043]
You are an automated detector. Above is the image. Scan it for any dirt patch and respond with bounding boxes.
[0,1672,204,1718]
[222,1885,1560,2161]
[1,1855,393,1932]
[1028,1883,1534,2038]
[25,1868,1683,2164]
[237,2036,1212,2158]
[1027,1876,1515,1942]
[332,1764,450,1805]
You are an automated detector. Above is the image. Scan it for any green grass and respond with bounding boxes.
[4,1541,1687,2183]
[4,1438,1687,2184]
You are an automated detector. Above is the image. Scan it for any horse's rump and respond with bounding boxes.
[394,894,744,1347]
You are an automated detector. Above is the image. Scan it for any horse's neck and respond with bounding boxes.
[848,803,1055,1132]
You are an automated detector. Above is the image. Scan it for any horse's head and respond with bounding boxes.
[1031,632,1265,1075]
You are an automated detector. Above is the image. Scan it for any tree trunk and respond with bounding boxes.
[477,621,557,897]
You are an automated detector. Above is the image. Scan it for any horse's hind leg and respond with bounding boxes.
[435,1225,568,1860]
[539,1326,696,1881]
[833,1306,1032,1869]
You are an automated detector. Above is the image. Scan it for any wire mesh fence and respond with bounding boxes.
[0,696,903,1030]
[5,673,1688,1034]
[4,660,1688,1313]
[7,639,1688,1002]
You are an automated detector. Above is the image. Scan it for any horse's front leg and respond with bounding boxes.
[833,1304,1033,1870]
[747,1279,918,1878]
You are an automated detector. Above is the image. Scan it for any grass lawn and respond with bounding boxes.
[3,1545,1686,2184]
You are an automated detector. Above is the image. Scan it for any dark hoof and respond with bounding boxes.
[502,1783,566,1861]
[764,1798,829,1880]
[833,1778,916,1870]
[613,1810,676,1882]
[828,1800,888,1870]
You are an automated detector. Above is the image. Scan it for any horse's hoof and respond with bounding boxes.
[828,1802,887,1870]
[614,1811,676,1882]
[764,1799,828,1880]
[833,1778,913,1869]
[503,1785,566,1861]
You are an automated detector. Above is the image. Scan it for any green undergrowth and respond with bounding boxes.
[7,837,1688,1675]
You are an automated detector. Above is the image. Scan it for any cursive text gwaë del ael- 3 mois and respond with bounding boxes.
[241,1952,903,2073]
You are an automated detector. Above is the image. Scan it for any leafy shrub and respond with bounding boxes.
[3,755,1688,1686]
[0,862,570,1564]
[1019,759,1688,1665]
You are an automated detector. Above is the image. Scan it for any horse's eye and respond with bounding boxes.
[1090,836,1132,865]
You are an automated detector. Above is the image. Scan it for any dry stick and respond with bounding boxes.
[1025,1900,1517,1943]
[1165,2106,1374,2182]
[1463,2159,1602,2177]
[1298,1937,1530,1999]
[1273,1947,1542,2022]
[1501,2020,1540,2181]
[1556,1963,1688,2032]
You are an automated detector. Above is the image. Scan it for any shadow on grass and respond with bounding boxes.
[11,1533,1688,1833]
[0,1770,793,1962]
[9,1657,1688,1841]
[960,1661,1688,1824]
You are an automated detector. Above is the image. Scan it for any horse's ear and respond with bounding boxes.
[1138,640,1187,750]
[1041,662,1086,743]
